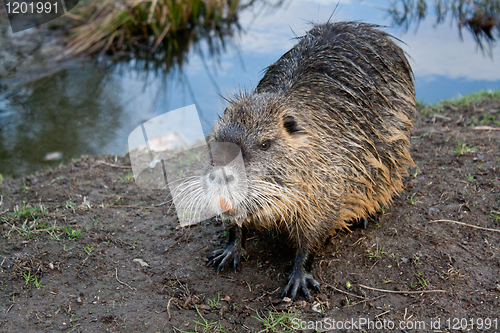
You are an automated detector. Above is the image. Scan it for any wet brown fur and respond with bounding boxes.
[212,22,416,257]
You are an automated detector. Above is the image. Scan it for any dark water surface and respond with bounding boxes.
[1,0,500,176]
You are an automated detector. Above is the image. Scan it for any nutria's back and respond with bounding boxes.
[257,22,414,111]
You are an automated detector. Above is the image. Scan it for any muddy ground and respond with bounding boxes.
[1,97,499,333]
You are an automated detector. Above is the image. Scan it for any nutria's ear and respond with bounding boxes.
[283,115,309,148]
[283,115,300,134]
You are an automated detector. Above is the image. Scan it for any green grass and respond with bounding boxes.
[407,193,417,205]
[413,256,422,266]
[12,201,47,219]
[118,172,134,183]
[419,89,500,115]
[410,168,418,178]
[208,293,220,308]
[367,243,386,258]
[20,182,29,193]
[252,310,299,333]
[414,271,428,288]
[453,140,477,156]
[173,305,228,333]
[66,200,76,210]
[489,210,500,223]
[345,281,352,291]
[440,90,500,107]
[2,202,86,241]
[83,245,94,254]
[480,113,498,125]
[21,268,42,288]
[65,225,82,240]
[2,202,53,239]
[21,268,36,285]
[3,203,83,240]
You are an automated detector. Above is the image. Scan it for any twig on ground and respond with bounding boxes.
[253,287,280,302]
[115,268,136,291]
[346,295,386,307]
[430,219,500,233]
[5,304,14,314]
[110,205,164,209]
[473,126,500,131]
[323,283,365,299]
[167,297,174,320]
[95,161,132,169]
[358,284,446,294]
[375,310,390,318]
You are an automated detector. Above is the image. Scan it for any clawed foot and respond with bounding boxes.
[357,212,383,229]
[354,215,378,229]
[206,242,243,273]
[361,217,368,229]
[281,269,320,301]
[207,225,244,273]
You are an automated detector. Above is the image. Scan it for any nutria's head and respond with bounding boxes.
[174,92,317,227]
[207,92,314,225]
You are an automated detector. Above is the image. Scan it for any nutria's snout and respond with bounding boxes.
[205,166,236,186]
[202,142,249,219]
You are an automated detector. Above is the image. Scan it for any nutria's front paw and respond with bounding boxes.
[206,242,243,273]
[281,271,320,301]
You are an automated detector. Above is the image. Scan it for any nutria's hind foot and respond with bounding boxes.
[353,213,380,230]
[281,248,320,301]
[281,268,320,301]
[206,225,244,273]
[362,217,369,229]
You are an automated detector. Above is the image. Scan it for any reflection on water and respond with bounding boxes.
[1,0,500,177]
[0,66,123,176]
[385,0,499,54]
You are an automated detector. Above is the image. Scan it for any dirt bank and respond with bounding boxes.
[1,94,499,332]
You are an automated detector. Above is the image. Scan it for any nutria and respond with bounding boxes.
[185,22,415,300]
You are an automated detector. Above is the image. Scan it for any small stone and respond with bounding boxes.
[197,304,210,310]
[311,301,322,313]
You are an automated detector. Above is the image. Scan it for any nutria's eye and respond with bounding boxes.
[260,141,271,151]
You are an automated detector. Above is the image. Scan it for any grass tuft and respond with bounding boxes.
[419,89,500,116]
[252,310,298,333]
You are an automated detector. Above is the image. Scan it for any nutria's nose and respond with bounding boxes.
[208,168,235,185]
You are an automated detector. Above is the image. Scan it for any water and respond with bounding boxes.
[1,0,500,176]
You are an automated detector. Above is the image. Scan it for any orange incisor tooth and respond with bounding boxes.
[219,198,233,213]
